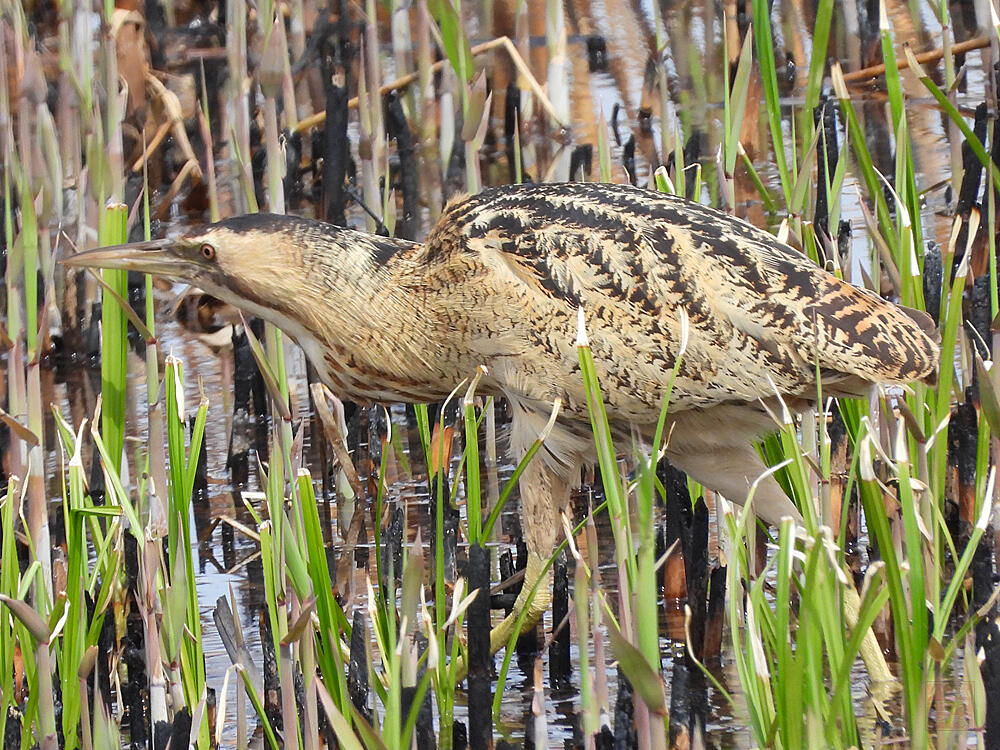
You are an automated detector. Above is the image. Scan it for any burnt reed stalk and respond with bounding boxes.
[321,26,351,226]
[670,487,711,744]
[467,543,492,749]
[348,610,371,723]
[384,92,419,241]
[548,551,570,687]
[813,96,839,243]
[956,103,989,217]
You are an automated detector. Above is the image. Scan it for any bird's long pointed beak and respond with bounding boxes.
[62,239,183,276]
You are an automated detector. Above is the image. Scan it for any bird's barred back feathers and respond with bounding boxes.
[425,182,939,421]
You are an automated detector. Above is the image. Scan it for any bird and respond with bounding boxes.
[64,181,940,657]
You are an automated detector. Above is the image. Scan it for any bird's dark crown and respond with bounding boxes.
[211,212,307,234]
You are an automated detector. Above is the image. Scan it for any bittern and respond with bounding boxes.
[65,182,939,654]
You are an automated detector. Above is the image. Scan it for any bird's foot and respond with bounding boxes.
[489,552,552,654]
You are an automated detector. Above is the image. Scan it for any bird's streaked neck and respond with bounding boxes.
[208,227,452,403]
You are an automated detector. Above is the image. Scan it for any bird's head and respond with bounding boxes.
[63,214,311,308]
[63,213,421,355]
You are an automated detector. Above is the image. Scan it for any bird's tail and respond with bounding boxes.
[896,304,941,386]
[804,282,940,388]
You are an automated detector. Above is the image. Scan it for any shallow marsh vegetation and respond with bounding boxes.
[0,0,998,749]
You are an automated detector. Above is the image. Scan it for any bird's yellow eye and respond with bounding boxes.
[200,243,216,261]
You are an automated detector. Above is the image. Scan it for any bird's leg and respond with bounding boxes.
[489,454,567,654]
[666,442,802,526]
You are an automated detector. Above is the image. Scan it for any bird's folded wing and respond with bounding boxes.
[464,222,938,418]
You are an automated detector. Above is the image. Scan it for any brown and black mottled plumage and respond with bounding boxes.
[64,181,940,653]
